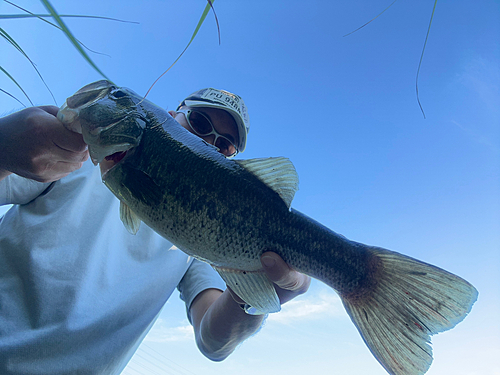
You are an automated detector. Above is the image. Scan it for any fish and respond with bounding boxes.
[58,80,478,375]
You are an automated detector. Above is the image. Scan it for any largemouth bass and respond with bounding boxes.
[58,80,478,375]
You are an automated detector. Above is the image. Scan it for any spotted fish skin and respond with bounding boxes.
[58,80,478,375]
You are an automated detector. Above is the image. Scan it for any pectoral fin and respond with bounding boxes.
[214,266,281,314]
[120,201,141,234]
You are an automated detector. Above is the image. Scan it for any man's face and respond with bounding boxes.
[169,107,239,157]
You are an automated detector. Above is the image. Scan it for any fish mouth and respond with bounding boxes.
[58,80,114,134]
[85,132,138,165]
[57,80,146,178]
[100,149,131,177]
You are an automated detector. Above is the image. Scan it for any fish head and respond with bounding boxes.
[58,80,147,167]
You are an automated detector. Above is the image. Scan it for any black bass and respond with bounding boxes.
[58,80,478,375]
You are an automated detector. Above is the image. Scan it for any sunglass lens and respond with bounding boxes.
[189,111,212,134]
[215,138,235,156]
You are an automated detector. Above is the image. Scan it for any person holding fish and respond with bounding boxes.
[1,81,478,375]
[0,87,310,374]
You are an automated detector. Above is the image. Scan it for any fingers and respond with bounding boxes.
[261,251,311,305]
[38,105,60,117]
[53,158,89,177]
[0,106,89,183]
[31,109,89,182]
[37,109,88,154]
[261,252,310,291]
[53,134,89,156]
[226,286,246,305]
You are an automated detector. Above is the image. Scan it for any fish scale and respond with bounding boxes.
[58,80,478,375]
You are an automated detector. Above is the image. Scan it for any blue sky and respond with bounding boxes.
[1,0,499,374]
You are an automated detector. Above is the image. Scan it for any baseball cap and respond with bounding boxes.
[177,88,250,153]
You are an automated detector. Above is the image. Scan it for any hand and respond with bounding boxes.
[260,251,311,305]
[190,253,310,361]
[227,251,311,308]
[0,106,89,182]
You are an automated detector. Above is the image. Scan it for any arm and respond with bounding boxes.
[190,251,311,361]
[0,106,89,183]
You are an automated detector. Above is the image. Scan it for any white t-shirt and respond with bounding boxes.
[0,161,225,374]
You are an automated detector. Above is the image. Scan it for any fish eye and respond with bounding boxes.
[111,90,127,99]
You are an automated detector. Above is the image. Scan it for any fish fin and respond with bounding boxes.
[235,157,299,208]
[339,247,478,375]
[119,201,141,234]
[214,266,281,314]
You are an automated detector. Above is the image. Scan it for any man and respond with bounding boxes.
[0,88,310,374]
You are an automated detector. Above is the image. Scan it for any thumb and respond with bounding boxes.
[38,105,60,117]
[261,252,310,292]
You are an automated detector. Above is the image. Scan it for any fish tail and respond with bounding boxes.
[340,246,478,375]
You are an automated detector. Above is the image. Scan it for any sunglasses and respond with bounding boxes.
[177,108,238,157]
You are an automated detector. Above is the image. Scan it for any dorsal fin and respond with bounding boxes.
[235,157,299,208]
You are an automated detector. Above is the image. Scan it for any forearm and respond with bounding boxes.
[190,253,310,361]
[192,289,266,361]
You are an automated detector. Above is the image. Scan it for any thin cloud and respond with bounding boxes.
[451,57,500,155]
[145,318,194,343]
[144,290,344,342]
[268,290,344,324]
[459,57,500,114]
[451,119,500,155]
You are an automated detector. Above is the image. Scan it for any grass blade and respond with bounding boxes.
[207,0,220,45]
[0,27,26,55]
[344,0,438,118]
[343,0,399,37]
[0,14,138,24]
[416,0,438,119]
[39,0,112,82]
[4,1,114,57]
[0,65,33,106]
[142,0,216,99]
[0,87,26,107]
[0,26,56,103]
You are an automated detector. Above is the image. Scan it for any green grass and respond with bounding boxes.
[343,0,439,118]
[1,0,216,106]
[1,0,438,115]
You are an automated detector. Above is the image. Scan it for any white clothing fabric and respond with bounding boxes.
[0,161,225,374]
